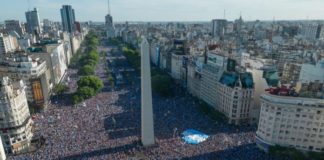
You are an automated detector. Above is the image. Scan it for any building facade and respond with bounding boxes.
[0,33,18,55]
[0,137,6,160]
[29,42,68,85]
[256,93,324,152]
[187,55,255,125]
[0,54,50,110]
[0,77,33,154]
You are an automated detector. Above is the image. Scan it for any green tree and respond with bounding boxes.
[83,58,98,67]
[78,65,95,76]
[87,50,99,62]
[53,84,69,96]
[72,95,83,104]
[77,86,95,99]
[77,76,103,93]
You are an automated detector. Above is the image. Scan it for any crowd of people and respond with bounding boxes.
[9,45,279,160]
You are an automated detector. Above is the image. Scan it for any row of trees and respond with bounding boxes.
[122,46,141,72]
[112,38,173,97]
[72,76,104,104]
[78,32,100,76]
[72,31,104,104]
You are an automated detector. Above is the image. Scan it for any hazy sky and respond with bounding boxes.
[1,0,324,22]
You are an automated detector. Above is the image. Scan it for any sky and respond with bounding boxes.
[1,0,324,22]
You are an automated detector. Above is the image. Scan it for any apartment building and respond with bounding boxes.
[0,77,33,154]
[0,33,18,55]
[28,40,68,85]
[256,85,324,152]
[187,51,255,125]
[0,54,51,110]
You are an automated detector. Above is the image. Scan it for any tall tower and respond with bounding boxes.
[141,37,155,146]
[105,0,116,38]
[211,19,227,39]
[60,5,76,33]
[25,8,41,34]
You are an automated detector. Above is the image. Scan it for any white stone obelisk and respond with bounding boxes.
[141,37,155,146]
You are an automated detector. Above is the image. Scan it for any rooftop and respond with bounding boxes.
[265,82,324,99]
[219,71,254,89]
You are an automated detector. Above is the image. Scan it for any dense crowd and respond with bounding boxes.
[9,45,277,160]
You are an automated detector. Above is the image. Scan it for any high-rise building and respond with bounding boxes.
[4,20,25,36]
[60,5,76,33]
[301,24,323,40]
[211,19,227,39]
[25,8,41,34]
[0,77,33,154]
[105,0,115,38]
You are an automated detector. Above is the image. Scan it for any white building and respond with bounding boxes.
[0,138,6,160]
[0,77,33,154]
[257,92,324,152]
[299,59,324,83]
[187,53,255,125]
[0,33,18,54]
[0,54,51,110]
[30,42,68,85]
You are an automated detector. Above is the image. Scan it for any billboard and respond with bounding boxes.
[31,79,44,105]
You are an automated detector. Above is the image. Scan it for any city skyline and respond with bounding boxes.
[1,0,324,22]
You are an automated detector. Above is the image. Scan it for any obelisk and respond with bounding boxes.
[141,37,155,146]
